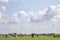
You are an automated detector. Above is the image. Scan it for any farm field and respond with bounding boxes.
[0,36,60,40]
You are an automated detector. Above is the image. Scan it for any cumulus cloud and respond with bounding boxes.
[50,5,60,23]
[0,6,8,23]
[0,0,9,3]
[10,11,28,23]
[0,4,60,33]
[1,6,6,12]
[30,5,60,23]
[6,4,60,24]
[0,5,60,24]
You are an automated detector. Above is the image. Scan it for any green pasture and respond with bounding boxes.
[0,36,60,40]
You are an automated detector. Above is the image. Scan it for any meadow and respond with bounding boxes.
[0,36,60,40]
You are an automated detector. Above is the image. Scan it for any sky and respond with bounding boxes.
[0,0,60,34]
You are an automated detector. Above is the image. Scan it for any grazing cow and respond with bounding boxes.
[53,35,55,38]
[5,34,9,38]
[31,34,34,38]
[37,34,38,37]
[8,33,16,37]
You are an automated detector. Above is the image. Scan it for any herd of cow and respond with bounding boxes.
[0,33,57,38]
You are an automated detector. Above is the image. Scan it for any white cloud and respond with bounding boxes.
[11,11,28,23]
[30,4,60,23]
[1,6,6,12]
[50,5,60,23]
[0,6,8,23]
[11,14,20,23]
[7,4,60,33]
[7,4,60,24]
[0,0,9,3]
[17,11,28,16]
[0,4,60,33]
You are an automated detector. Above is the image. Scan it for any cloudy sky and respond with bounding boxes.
[0,0,60,34]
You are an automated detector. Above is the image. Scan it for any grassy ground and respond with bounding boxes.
[0,36,60,40]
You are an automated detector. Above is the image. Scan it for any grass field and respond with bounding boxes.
[0,36,60,40]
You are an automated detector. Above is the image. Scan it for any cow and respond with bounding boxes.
[53,35,56,38]
[5,34,9,38]
[31,34,34,38]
